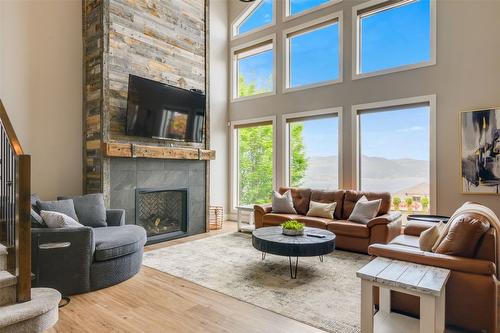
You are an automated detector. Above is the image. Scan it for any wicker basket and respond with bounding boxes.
[209,206,224,230]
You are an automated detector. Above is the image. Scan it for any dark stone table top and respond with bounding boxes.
[252,226,336,257]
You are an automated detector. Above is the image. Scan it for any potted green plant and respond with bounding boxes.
[392,196,401,211]
[405,197,414,214]
[281,220,305,236]
[420,196,430,212]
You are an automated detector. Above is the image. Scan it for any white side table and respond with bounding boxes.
[356,257,450,333]
[235,204,255,233]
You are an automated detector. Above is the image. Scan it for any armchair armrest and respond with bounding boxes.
[367,211,402,228]
[106,209,125,226]
[254,204,272,228]
[369,243,496,276]
[31,227,94,295]
[404,220,436,236]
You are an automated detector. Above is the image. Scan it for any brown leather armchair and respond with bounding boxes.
[369,219,498,333]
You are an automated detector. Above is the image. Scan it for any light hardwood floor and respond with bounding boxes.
[47,222,324,333]
[47,221,500,333]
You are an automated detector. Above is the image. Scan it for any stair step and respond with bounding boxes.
[0,271,16,307]
[0,288,61,333]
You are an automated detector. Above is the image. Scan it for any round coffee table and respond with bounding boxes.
[252,226,336,279]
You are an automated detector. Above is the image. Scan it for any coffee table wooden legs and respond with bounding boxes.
[289,257,298,279]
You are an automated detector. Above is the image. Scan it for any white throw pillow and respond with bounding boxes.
[271,190,297,214]
[306,201,337,220]
[348,196,382,224]
[40,210,83,229]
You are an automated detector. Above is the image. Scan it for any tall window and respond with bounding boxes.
[354,0,435,77]
[233,37,275,100]
[285,111,339,189]
[357,103,430,214]
[234,121,274,205]
[284,13,342,91]
[233,0,274,37]
[285,0,340,18]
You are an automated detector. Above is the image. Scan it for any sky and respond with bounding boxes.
[238,0,431,161]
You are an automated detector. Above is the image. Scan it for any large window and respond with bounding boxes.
[284,109,340,190]
[232,120,275,206]
[284,13,342,91]
[233,0,274,37]
[353,0,435,78]
[355,101,431,215]
[232,36,275,100]
[285,0,341,19]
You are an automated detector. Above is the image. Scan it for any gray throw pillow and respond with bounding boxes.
[31,208,45,227]
[272,190,297,214]
[58,193,107,228]
[348,196,382,224]
[37,199,79,223]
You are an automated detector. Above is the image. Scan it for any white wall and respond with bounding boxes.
[228,0,500,217]
[0,0,83,200]
[209,0,230,212]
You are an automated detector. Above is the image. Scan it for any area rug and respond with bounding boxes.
[142,232,370,333]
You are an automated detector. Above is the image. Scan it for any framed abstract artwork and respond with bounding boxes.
[460,108,500,194]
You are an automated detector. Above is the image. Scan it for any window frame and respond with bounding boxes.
[351,95,437,213]
[229,116,277,212]
[282,107,343,189]
[352,0,437,80]
[231,0,276,40]
[230,34,277,103]
[282,11,343,94]
[283,0,343,22]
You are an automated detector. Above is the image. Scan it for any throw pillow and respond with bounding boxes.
[58,193,107,228]
[434,213,490,257]
[348,196,381,224]
[40,210,83,229]
[306,200,337,219]
[30,208,45,227]
[419,221,445,252]
[37,199,79,222]
[272,190,297,214]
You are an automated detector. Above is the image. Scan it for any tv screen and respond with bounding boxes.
[126,75,205,143]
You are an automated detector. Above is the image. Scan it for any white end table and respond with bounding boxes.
[356,257,450,333]
[235,204,255,233]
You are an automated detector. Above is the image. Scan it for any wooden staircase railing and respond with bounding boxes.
[0,99,31,303]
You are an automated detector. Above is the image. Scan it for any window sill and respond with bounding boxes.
[283,78,342,94]
[231,91,276,103]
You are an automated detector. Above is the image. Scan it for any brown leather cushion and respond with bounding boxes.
[342,190,391,220]
[295,216,329,229]
[390,235,420,248]
[475,228,497,263]
[326,220,370,238]
[310,190,345,219]
[435,213,490,258]
[262,213,303,226]
[279,187,311,216]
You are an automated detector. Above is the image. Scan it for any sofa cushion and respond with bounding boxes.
[279,187,311,215]
[348,196,381,224]
[326,220,370,238]
[434,213,490,258]
[295,216,329,229]
[306,200,336,219]
[37,199,80,222]
[93,225,147,262]
[390,235,420,248]
[40,210,83,229]
[342,190,391,220]
[271,190,297,214]
[262,213,303,226]
[310,190,344,219]
[58,193,107,228]
[419,222,445,251]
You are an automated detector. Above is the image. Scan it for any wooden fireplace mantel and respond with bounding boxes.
[103,142,216,161]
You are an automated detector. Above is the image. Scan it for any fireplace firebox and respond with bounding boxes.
[135,188,188,244]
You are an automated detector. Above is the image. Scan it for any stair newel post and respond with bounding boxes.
[16,154,31,302]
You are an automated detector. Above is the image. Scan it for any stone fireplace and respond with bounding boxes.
[135,187,188,243]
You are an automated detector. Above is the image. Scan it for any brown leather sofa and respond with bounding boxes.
[369,219,498,333]
[254,187,402,254]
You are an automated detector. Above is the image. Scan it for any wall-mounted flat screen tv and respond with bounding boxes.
[126,75,205,143]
